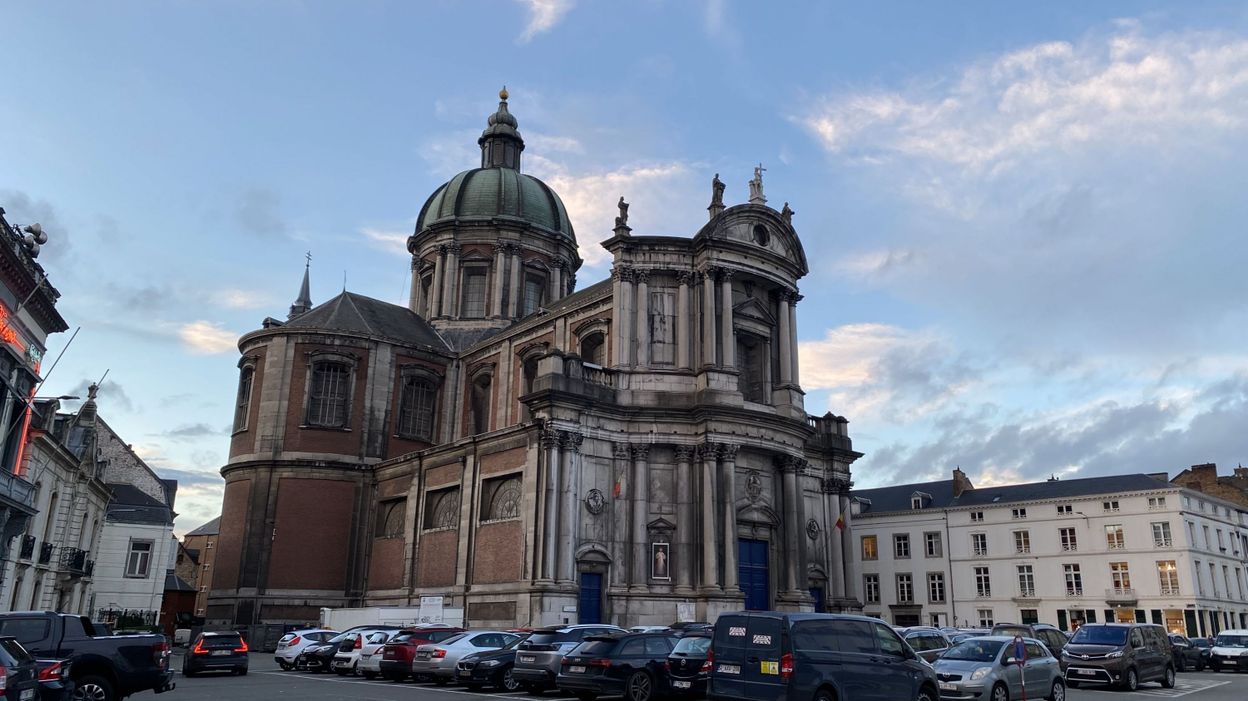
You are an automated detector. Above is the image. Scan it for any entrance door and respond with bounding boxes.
[809,587,825,613]
[578,572,602,624]
[738,539,769,610]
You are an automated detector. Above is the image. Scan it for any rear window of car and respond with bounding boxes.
[0,639,33,664]
[672,637,710,655]
[528,630,583,645]
[0,619,49,646]
[576,640,618,656]
[427,630,461,643]
[439,633,468,646]
[203,634,243,647]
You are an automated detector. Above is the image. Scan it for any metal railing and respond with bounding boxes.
[1160,585,1180,596]
[59,547,87,575]
[0,470,36,508]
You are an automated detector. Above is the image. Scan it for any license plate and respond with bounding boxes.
[569,665,586,674]
[939,682,958,691]
[717,664,740,675]
[1078,669,1096,675]
[212,650,231,656]
[21,691,35,701]
[417,653,430,660]
[674,681,691,689]
[520,655,536,663]
[459,670,472,677]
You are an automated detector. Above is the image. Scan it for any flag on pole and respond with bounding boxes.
[835,514,845,530]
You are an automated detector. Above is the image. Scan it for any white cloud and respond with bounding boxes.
[178,321,238,355]
[361,227,410,257]
[212,288,270,310]
[516,0,575,43]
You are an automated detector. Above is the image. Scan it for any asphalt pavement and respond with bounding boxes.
[165,652,1248,701]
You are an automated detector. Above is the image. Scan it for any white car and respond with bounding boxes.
[629,626,671,633]
[1209,629,1248,672]
[358,630,396,679]
[332,628,400,676]
[412,631,522,683]
[274,629,340,670]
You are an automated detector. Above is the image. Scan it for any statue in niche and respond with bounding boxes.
[711,173,725,207]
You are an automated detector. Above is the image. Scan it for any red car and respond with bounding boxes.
[379,627,464,681]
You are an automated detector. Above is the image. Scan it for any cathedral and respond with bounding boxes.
[208,91,863,628]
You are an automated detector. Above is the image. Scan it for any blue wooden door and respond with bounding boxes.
[738,539,770,611]
[809,586,825,613]
[578,572,602,624]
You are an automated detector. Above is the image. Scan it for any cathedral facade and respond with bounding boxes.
[208,92,863,628]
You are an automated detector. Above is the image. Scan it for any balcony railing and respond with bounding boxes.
[1155,539,1173,548]
[59,547,87,576]
[1159,585,1180,596]
[0,470,36,509]
[18,535,35,560]
[1066,587,1084,597]
[1106,587,1138,603]
[37,543,54,565]
[1013,589,1038,602]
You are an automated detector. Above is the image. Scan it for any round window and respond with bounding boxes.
[752,225,770,246]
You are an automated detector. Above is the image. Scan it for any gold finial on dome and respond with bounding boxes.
[499,86,509,101]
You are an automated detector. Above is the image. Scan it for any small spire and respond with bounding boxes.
[289,253,313,319]
[479,87,524,170]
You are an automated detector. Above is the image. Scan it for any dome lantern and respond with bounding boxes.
[479,87,525,170]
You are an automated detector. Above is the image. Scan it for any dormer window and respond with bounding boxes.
[910,491,931,510]
[912,496,923,510]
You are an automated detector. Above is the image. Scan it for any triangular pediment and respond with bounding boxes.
[734,297,775,324]
[647,517,676,531]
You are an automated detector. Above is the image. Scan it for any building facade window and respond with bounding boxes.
[650,289,677,366]
[1060,527,1078,552]
[1021,609,1039,625]
[233,365,255,432]
[1109,562,1131,592]
[579,333,606,365]
[861,535,878,561]
[1064,564,1083,596]
[978,609,994,628]
[397,374,438,440]
[1017,565,1035,597]
[736,333,768,403]
[125,540,153,578]
[1203,525,1212,550]
[1056,504,1073,515]
[1148,496,1166,510]
[924,532,942,558]
[1152,522,1172,548]
[1012,507,1027,520]
[894,534,910,559]
[375,499,405,538]
[896,574,914,603]
[1157,561,1180,596]
[307,359,352,427]
[480,475,522,521]
[1103,500,1120,512]
[972,533,988,556]
[1210,562,1219,597]
[1105,524,1125,550]
[928,573,946,603]
[1217,529,1226,551]
[1014,530,1030,554]
[974,567,991,597]
[468,371,493,435]
[522,273,546,316]
[864,574,880,604]
[1194,560,1205,596]
[970,511,984,523]
[423,487,461,530]
[460,267,488,318]
[911,496,924,510]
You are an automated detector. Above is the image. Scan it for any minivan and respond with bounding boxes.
[1208,628,1248,672]
[1062,623,1174,691]
[708,612,938,701]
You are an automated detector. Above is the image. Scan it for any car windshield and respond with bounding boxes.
[326,632,352,644]
[1215,634,1248,648]
[672,637,711,655]
[439,633,468,646]
[1070,627,1128,646]
[942,639,1006,662]
[1192,639,1211,648]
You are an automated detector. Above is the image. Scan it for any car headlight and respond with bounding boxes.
[970,666,992,681]
[1106,651,1123,658]
[480,660,501,667]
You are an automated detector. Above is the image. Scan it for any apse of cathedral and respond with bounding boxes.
[209,90,861,628]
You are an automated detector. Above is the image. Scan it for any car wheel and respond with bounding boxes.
[1162,665,1175,688]
[626,671,654,701]
[363,671,377,680]
[181,668,195,677]
[916,685,938,701]
[1197,659,1206,672]
[239,668,248,676]
[278,661,293,671]
[73,675,115,701]
[815,688,836,701]
[1123,667,1139,691]
[434,678,449,686]
[498,665,520,692]
[1048,679,1065,701]
[991,681,1009,701]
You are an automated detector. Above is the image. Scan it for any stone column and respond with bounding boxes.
[720,270,735,368]
[491,244,507,318]
[635,269,650,368]
[430,246,446,318]
[621,268,636,366]
[777,291,793,385]
[442,242,461,318]
[827,479,845,599]
[699,444,720,591]
[630,444,650,590]
[559,430,583,583]
[720,443,740,592]
[409,258,423,313]
[701,269,716,366]
[548,261,560,304]
[676,271,692,369]
[790,294,802,386]
[674,445,695,594]
[840,490,859,602]
[541,427,561,581]
[612,267,633,366]
[610,443,631,590]
[508,245,522,318]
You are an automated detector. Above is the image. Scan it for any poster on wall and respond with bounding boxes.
[419,595,445,624]
[651,542,671,580]
[676,602,696,622]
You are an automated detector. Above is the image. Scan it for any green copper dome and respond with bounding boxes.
[415,167,575,241]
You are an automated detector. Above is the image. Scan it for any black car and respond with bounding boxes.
[35,659,75,701]
[1190,638,1213,667]
[456,634,529,691]
[557,632,678,701]
[0,636,40,701]
[182,632,249,676]
[665,633,710,697]
[1169,634,1205,672]
[668,622,713,638]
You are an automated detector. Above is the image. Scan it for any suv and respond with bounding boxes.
[708,612,938,701]
[182,631,249,677]
[1209,629,1248,672]
[512,624,626,693]
[1062,623,1174,691]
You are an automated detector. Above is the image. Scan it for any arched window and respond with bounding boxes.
[424,487,461,530]
[397,377,437,441]
[579,333,605,365]
[481,475,522,521]
[42,492,58,543]
[469,372,493,435]
[233,365,255,432]
[307,359,352,427]
[736,333,768,403]
[375,499,406,538]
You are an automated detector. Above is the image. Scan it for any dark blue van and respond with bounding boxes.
[708,612,938,701]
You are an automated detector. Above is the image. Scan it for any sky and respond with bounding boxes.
[3,1,1248,535]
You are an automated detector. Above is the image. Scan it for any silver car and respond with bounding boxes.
[411,631,521,683]
[512,624,627,692]
[933,635,1066,701]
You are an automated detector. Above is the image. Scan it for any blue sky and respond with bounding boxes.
[4,1,1248,534]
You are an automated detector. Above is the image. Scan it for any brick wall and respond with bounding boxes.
[97,418,169,503]
[230,346,267,456]
[472,520,522,584]
[282,343,371,455]
[367,537,405,590]
[480,446,525,476]
[416,529,458,587]
[1173,463,1248,509]
[267,478,355,590]
[214,479,251,590]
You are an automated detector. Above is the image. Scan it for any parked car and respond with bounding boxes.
[455,634,530,691]
[35,658,75,701]
[1169,634,1204,672]
[275,629,338,670]
[351,630,397,679]
[0,611,175,701]
[629,626,672,633]
[1190,637,1213,667]
[664,633,711,697]
[331,627,401,676]
[668,622,712,638]
[1209,629,1248,672]
[1062,623,1174,691]
[556,632,677,701]
[378,627,464,681]
[708,612,939,701]
[513,624,627,693]
[411,631,521,684]
[0,637,40,701]
[182,631,249,677]
[990,623,1070,660]
[299,632,353,673]
[931,635,1064,701]
[896,627,951,663]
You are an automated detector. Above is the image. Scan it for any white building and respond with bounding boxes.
[851,469,1248,639]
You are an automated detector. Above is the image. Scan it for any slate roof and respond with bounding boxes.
[285,291,448,350]
[106,484,175,525]
[185,516,220,537]
[164,573,195,592]
[852,474,1172,515]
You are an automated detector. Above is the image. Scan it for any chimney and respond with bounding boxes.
[952,467,974,498]
[1234,465,1248,481]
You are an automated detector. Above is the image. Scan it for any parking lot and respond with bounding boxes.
[164,652,1248,701]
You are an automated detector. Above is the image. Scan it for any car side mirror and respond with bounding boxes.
[1004,657,1017,665]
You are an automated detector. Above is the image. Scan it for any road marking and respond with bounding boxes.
[254,671,528,697]
[1072,678,1231,698]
